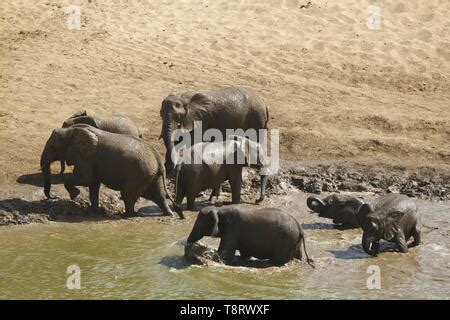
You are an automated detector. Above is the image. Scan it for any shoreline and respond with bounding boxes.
[1,162,448,228]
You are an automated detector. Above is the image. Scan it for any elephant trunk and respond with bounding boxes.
[187,228,202,244]
[307,196,326,213]
[162,114,177,173]
[362,233,377,256]
[256,174,268,204]
[40,145,53,199]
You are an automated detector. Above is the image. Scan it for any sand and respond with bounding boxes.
[0,0,449,198]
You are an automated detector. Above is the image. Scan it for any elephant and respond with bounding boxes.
[186,206,315,267]
[160,86,269,172]
[356,194,421,256]
[174,136,271,210]
[40,124,184,219]
[58,110,142,174]
[307,194,365,228]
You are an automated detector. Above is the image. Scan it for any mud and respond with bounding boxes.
[1,162,448,227]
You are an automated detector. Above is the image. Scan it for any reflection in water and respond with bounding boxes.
[0,192,448,299]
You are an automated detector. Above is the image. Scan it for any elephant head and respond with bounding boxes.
[357,204,405,256]
[62,110,98,129]
[306,194,363,228]
[40,125,98,199]
[160,92,205,172]
[187,207,221,243]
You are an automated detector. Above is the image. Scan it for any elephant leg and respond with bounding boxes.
[185,186,198,211]
[209,187,221,205]
[122,194,137,217]
[175,186,184,207]
[395,233,408,253]
[410,227,422,247]
[218,234,238,265]
[186,194,198,211]
[148,178,175,217]
[153,193,175,217]
[64,163,93,200]
[229,168,243,204]
[89,182,101,211]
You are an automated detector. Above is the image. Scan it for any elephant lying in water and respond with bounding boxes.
[160,86,269,172]
[307,194,364,228]
[357,194,421,256]
[40,124,184,219]
[175,136,270,210]
[58,110,142,174]
[186,207,315,267]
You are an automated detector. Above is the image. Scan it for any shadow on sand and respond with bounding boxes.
[16,172,70,187]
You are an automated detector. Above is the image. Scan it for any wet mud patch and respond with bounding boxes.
[242,163,449,200]
[2,162,449,227]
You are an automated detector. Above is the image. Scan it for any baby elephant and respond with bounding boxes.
[307,194,364,228]
[59,110,142,174]
[175,137,270,210]
[187,207,315,267]
[356,194,421,256]
[40,124,184,219]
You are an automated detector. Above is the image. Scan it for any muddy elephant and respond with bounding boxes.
[356,194,421,256]
[58,110,142,174]
[160,86,269,172]
[307,194,365,228]
[186,207,315,267]
[174,136,270,210]
[40,124,184,219]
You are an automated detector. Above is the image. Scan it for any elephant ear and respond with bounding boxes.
[383,211,405,241]
[69,110,88,119]
[187,92,212,122]
[217,209,236,237]
[357,203,373,227]
[65,127,98,164]
[206,208,220,237]
[78,115,99,128]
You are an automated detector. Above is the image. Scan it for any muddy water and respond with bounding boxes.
[0,192,448,299]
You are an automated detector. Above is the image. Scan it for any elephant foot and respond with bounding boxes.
[162,210,175,217]
[255,197,264,204]
[90,206,107,216]
[68,187,80,200]
[123,211,138,218]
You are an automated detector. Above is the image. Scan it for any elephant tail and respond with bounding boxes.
[264,104,270,129]
[301,235,315,269]
[162,169,185,220]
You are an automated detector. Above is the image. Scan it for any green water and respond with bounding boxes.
[0,193,449,299]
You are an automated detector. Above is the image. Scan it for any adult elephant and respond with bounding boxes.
[186,207,315,267]
[59,110,142,174]
[160,87,269,172]
[40,124,184,219]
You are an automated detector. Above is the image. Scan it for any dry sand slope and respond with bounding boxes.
[0,0,449,189]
